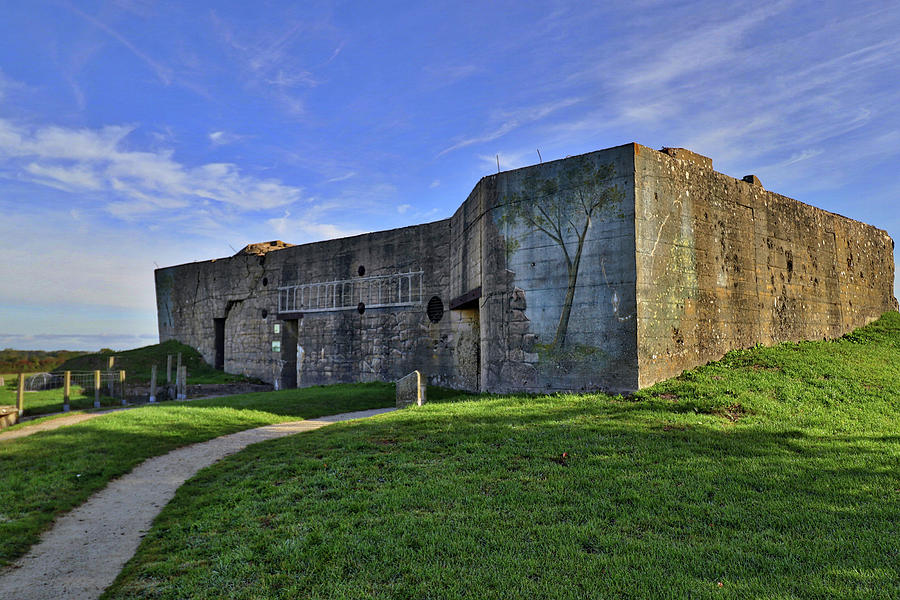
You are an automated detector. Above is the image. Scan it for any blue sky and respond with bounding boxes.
[0,0,897,351]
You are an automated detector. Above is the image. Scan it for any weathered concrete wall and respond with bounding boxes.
[633,143,897,387]
[449,144,638,393]
[157,220,456,388]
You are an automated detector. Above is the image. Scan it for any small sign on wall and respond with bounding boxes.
[274,324,281,334]
[272,340,281,352]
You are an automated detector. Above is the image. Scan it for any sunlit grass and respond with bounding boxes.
[0,383,403,566]
[105,312,900,600]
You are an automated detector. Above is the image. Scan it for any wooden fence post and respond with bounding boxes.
[16,373,24,417]
[94,370,101,409]
[63,371,71,412]
[149,364,157,403]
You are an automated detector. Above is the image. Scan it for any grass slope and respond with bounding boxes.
[0,383,404,567]
[106,313,900,600]
[57,340,252,384]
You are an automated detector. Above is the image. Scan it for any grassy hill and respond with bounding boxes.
[57,340,254,384]
[105,311,900,599]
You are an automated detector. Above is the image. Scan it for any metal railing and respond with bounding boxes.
[278,271,424,313]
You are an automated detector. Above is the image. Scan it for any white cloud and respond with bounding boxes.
[325,171,356,183]
[25,162,103,191]
[0,118,303,213]
[397,203,411,214]
[208,130,247,146]
[429,179,440,188]
[267,209,364,242]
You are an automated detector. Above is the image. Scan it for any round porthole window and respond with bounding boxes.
[426,296,444,323]
[358,265,366,276]
[357,302,366,314]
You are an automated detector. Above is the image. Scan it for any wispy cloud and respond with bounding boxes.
[438,97,583,157]
[66,4,173,85]
[208,130,247,146]
[324,171,356,183]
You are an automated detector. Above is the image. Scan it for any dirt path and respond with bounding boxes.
[0,407,395,600]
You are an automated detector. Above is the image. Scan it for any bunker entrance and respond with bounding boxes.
[280,319,299,388]
[213,318,225,370]
[453,307,481,392]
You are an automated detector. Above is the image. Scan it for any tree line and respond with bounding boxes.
[0,349,88,373]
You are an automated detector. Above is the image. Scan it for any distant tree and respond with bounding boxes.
[501,159,623,348]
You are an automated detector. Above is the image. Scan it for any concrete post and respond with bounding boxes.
[63,371,71,412]
[16,373,24,417]
[177,352,182,377]
[108,355,115,370]
[119,370,126,406]
[93,370,101,409]
[180,365,188,400]
[166,354,172,384]
[175,365,182,400]
[149,364,157,403]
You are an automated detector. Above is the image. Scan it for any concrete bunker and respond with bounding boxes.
[155,143,897,394]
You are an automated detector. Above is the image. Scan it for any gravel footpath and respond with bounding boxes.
[0,407,394,600]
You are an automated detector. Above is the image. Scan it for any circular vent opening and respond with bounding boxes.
[358,265,366,276]
[261,309,269,319]
[357,302,366,314]
[426,296,444,323]
[262,277,268,286]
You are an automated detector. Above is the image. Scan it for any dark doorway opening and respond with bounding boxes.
[280,319,299,388]
[213,318,225,370]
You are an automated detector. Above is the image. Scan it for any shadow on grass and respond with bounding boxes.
[0,383,398,566]
[105,394,900,600]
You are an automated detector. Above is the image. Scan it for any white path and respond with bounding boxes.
[0,407,394,600]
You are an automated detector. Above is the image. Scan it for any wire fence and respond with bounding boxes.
[24,371,121,392]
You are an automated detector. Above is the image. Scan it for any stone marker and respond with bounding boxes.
[0,375,5,387]
[166,354,173,384]
[396,370,426,408]
[93,370,101,409]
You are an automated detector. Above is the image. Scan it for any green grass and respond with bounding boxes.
[0,376,126,416]
[0,411,93,433]
[0,382,401,567]
[104,312,900,599]
[57,339,254,384]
